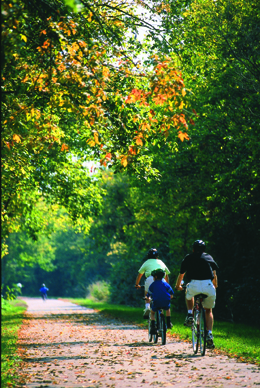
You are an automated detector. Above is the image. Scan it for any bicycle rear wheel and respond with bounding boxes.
[199,308,206,356]
[153,311,159,343]
[160,313,167,345]
[192,309,199,354]
[148,317,153,342]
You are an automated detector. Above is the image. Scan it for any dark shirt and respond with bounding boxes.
[180,252,218,281]
[147,279,174,305]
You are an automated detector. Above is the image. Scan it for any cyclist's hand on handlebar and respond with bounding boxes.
[135,284,141,289]
[175,285,183,291]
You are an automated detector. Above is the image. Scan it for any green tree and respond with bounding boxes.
[1,0,191,255]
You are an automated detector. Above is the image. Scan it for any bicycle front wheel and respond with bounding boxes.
[199,308,206,356]
[192,310,199,354]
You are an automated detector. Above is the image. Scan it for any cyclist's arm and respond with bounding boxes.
[135,272,143,287]
[175,273,185,290]
[165,274,169,283]
[212,270,218,288]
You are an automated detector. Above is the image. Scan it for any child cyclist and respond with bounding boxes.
[135,248,172,328]
[147,268,174,333]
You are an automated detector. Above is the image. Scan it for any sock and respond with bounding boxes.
[145,303,150,309]
[188,310,193,314]
[208,330,212,334]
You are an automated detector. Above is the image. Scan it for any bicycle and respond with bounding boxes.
[136,285,167,345]
[192,292,207,356]
[148,305,167,345]
[182,285,207,356]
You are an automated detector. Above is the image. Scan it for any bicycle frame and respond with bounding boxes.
[192,294,207,356]
[137,285,167,345]
[148,304,167,345]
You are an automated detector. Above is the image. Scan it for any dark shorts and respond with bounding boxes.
[151,302,170,312]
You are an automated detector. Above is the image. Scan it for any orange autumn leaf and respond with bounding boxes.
[61,143,69,151]
[105,153,112,160]
[120,155,128,167]
[178,131,190,142]
[128,146,136,155]
[135,137,143,146]
[13,134,21,143]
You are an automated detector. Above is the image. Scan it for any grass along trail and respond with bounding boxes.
[16,298,259,387]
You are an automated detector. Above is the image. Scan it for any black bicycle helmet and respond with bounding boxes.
[151,268,165,277]
[193,240,206,252]
[148,248,158,258]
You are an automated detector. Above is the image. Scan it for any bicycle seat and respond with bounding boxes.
[194,293,208,299]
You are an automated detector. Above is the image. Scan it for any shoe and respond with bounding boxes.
[184,313,194,327]
[150,321,157,335]
[143,308,150,319]
[206,333,215,349]
[166,320,173,330]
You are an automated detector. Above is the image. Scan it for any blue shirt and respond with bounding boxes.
[147,280,174,305]
[39,287,49,294]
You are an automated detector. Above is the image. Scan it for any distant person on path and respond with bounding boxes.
[135,248,171,321]
[175,240,219,349]
[146,268,174,332]
[39,284,49,301]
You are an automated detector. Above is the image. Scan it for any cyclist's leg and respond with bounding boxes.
[143,276,154,319]
[202,282,216,348]
[165,307,173,329]
[186,297,194,310]
[184,281,200,326]
[150,310,155,320]
[149,308,157,334]
[204,308,213,331]
[201,282,216,331]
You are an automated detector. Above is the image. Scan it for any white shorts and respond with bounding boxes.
[186,279,216,309]
[145,276,154,292]
[145,276,166,293]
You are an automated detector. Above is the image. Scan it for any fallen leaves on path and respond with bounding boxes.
[15,300,260,387]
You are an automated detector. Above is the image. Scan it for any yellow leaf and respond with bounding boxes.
[121,155,128,167]
[13,134,21,143]
[94,132,99,144]
[182,88,186,97]
[87,139,96,147]
[179,101,184,109]
[102,66,110,78]
[21,34,27,42]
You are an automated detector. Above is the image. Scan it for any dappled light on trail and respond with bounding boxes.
[16,298,260,387]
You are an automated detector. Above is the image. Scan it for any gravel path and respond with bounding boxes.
[17,297,260,388]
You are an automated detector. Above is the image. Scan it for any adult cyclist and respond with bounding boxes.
[135,248,171,321]
[175,240,218,348]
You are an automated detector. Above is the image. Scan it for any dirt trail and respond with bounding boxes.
[17,298,259,388]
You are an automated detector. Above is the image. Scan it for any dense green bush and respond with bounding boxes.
[88,281,111,302]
